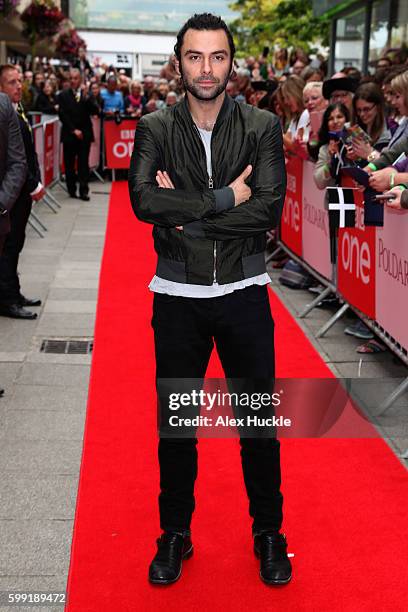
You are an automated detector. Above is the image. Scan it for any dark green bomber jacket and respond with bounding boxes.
[128,93,286,285]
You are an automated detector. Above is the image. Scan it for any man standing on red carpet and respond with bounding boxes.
[129,13,291,586]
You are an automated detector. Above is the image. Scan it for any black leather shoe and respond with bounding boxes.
[0,389,4,398]
[68,192,77,199]
[19,295,42,307]
[254,531,292,585]
[80,194,90,201]
[0,304,37,320]
[149,532,193,585]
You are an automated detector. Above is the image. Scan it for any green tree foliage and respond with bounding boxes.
[229,0,330,56]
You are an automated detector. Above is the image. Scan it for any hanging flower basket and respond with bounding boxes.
[55,19,87,61]
[21,0,64,53]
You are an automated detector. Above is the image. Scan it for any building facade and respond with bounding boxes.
[72,0,235,78]
[313,0,408,74]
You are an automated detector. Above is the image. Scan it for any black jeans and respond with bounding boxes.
[63,139,91,197]
[152,284,283,536]
[0,193,31,305]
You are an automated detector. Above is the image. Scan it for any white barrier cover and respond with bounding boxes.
[376,206,408,350]
[89,116,101,169]
[33,118,60,187]
[301,161,332,281]
[43,118,60,187]
[33,124,45,185]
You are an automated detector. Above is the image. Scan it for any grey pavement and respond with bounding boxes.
[0,184,407,610]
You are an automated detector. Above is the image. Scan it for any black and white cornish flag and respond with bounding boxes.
[327,187,356,229]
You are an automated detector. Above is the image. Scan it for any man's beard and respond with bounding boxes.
[181,71,230,101]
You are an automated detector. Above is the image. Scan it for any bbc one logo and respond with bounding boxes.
[113,129,135,159]
[340,209,371,285]
[283,173,300,232]
[282,196,300,232]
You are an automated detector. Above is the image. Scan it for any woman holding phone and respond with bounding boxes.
[313,103,350,189]
[348,83,391,163]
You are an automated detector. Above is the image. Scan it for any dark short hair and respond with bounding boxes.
[174,13,235,65]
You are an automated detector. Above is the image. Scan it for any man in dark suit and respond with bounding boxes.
[0,91,27,395]
[0,92,27,255]
[58,68,97,201]
[0,65,44,320]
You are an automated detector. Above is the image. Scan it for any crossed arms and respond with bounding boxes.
[128,114,286,240]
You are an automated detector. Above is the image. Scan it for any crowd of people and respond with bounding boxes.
[18,49,184,118]
[0,43,407,339]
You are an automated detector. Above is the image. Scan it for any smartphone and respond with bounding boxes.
[374,193,397,201]
[346,124,371,144]
[328,131,342,141]
[262,46,270,58]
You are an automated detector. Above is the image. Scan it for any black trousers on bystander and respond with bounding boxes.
[0,193,31,305]
[63,139,91,198]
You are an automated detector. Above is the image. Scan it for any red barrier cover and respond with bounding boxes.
[337,178,376,319]
[104,119,138,169]
[280,156,303,257]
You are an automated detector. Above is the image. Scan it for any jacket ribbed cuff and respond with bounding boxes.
[214,186,234,213]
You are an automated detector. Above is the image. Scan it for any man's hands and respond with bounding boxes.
[155,164,253,229]
[155,171,181,229]
[350,136,373,160]
[156,170,175,189]
[228,164,252,206]
[368,167,396,191]
[156,165,253,208]
[383,187,405,210]
[73,129,83,140]
[328,140,339,157]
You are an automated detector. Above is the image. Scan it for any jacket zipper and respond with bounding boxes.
[193,122,217,283]
[208,175,216,282]
[209,131,217,283]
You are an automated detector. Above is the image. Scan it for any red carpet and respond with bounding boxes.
[66,182,408,611]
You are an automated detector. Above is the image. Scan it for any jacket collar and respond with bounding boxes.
[178,93,234,131]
